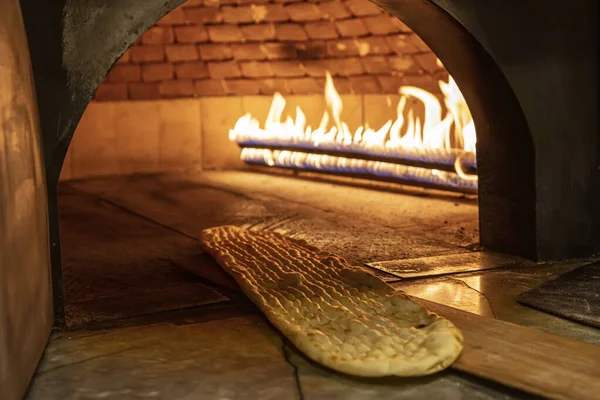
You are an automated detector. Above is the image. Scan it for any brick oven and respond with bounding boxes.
[2,0,599,398]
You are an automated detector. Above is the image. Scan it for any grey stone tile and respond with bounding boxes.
[30,316,299,400]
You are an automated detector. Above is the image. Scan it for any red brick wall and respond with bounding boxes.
[95,0,447,101]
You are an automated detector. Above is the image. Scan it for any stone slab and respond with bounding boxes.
[517,260,600,328]
[367,252,533,280]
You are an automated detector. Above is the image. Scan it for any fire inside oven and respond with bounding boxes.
[229,68,477,194]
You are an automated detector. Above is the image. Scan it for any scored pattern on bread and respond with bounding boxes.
[200,226,463,377]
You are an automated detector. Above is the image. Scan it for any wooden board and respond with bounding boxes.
[190,256,600,399]
[418,299,600,400]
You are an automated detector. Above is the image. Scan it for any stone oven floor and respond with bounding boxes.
[28,170,600,399]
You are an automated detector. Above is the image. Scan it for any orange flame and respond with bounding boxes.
[230,66,477,178]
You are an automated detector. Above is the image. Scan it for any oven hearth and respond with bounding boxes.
[58,170,480,329]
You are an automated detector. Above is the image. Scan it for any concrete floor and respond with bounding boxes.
[29,170,600,399]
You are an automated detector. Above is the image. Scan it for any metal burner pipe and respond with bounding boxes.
[241,148,478,194]
[235,139,477,175]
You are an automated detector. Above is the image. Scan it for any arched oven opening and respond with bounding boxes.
[53,0,496,330]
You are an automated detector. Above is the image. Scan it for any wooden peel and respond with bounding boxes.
[419,299,600,400]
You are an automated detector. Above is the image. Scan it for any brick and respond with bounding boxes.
[141,63,174,81]
[175,62,210,79]
[130,45,165,62]
[195,79,228,96]
[328,57,364,76]
[328,76,352,93]
[271,60,305,77]
[222,6,254,24]
[275,23,308,41]
[349,76,380,93]
[240,24,276,41]
[174,26,209,43]
[319,1,350,19]
[288,77,321,94]
[95,82,128,101]
[295,41,327,59]
[414,52,439,72]
[198,44,233,60]
[240,61,274,77]
[207,60,242,78]
[165,45,198,62]
[315,77,329,91]
[231,43,266,60]
[357,36,390,55]
[301,60,328,77]
[410,34,432,52]
[389,55,420,73]
[116,49,131,64]
[386,34,419,54]
[273,0,303,3]
[264,4,289,22]
[108,64,141,82]
[141,26,174,44]
[376,75,404,92]
[224,79,261,95]
[326,39,360,57]
[286,3,321,21]
[345,0,382,16]
[304,21,338,39]
[261,42,298,59]
[362,15,403,35]
[258,78,290,94]
[208,25,244,42]
[335,18,368,37]
[128,82,161,100]
[361,56,389,74]
[402,73,439,93]
[157,8,188,26]
[239,0,270,4]
[159,80,195,98]
[390,17,412,33]
[184,6,222,24]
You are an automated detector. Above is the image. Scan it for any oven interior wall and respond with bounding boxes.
[59,0,451,181]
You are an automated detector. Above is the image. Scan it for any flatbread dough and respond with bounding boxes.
[200,226,463,377]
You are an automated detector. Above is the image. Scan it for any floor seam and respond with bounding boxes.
[281,340,305,400]
[35,344,153,376]
[447,277,498,318]
[80,188,200,241]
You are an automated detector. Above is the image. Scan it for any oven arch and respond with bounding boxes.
[21,0,598,326]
